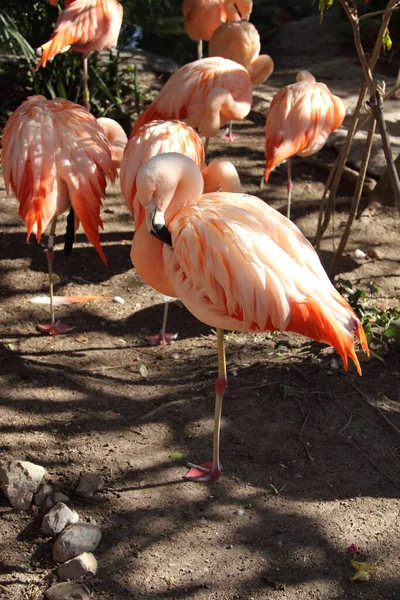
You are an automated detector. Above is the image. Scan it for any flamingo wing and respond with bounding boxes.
[165,192,367,373]
[265,82,345,180]
[37,0,123,69]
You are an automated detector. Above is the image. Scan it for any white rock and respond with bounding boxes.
[354,248,367,259]
[0,459,46,509]
[112,296,125,304]
[75,473,104,499]
[53,523,102,563]
[44,581,90,599]
[35,483,54,506]
[42,503,79,536]
[57,552,98,580]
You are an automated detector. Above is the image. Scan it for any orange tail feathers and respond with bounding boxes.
[286,297,369,376]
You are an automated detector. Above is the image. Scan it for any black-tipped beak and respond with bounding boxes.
[146,203,172,247]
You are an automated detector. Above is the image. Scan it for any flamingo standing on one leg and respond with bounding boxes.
[36,0,123,110]
[1,95,116,334]
[131,152,369,482]
[183,0,253,60]
[130,57,253,155]
[208,20,274,140]
[264,70,346,220]
[121,119,240,345]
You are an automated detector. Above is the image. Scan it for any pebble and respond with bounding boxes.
[44,581,90,600]
[112,296,125,304]
[57,552,98,580]
[53,523,102,563]
[354,248,366,259]
[42,502,79,536]
[45,492,71,509]
[0,459,46,509]
[35,483,54,506]
[75,473,105,499]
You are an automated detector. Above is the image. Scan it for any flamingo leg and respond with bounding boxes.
[185,328,226,482]
[145,296,178,346]
[82,55,90,111]
[197,40,203,60]
[222,120,238,141]
[37,216,74,336]
[287,157,293,220]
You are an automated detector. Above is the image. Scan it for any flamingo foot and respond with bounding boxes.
[221,128,238,141]
[36,321,75,336]
[184,461,222,483]
[145,332,178,346]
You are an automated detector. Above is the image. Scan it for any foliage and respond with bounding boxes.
[336,279,400,357]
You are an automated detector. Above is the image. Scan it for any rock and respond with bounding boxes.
[44,581,90,599]
[53,523,102,563]
[54,492,71,504]
[42,503,79,536]
[0,459,46,509]
[58,552,98,580]
[35,483,54,506]
[75,473,104,499]
[369,247,384,260]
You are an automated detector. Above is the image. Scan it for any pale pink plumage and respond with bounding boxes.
[209,20,274,86]
[265,71,346,181]
[131,152,368,481]
[37,0,123,69]
[130,57,253,139]
[2,95,116,262]
[182,0,252,42]
[97,117,127,169]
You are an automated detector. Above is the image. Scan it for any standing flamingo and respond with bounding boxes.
[130,57,253,152]
[36,0,123,109]
[183,0,253,59]
[209,20,274,139]
[2,95,116,334]
[131,152,369,482]
[121,119,240,345]
[264,70,346,219]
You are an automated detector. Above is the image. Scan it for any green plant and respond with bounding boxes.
[336,279,400,357]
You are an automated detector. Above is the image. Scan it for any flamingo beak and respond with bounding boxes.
[146,203,173,246]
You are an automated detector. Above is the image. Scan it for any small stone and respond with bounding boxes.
[42,503,79,536]
[0,459,46,509]
[35,483,53,506]
[57,552,98,580]
[354,248,366,259]
[75,473,104,499]
[53,523,102,563]
[112,296,125,304]
[370,248,384,260]
[54,492,71,504]
[44,581,90,599]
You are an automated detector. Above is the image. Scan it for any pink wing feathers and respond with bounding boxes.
[2,95,116,262]
[130,57,252,139]
[37,0,123,69]
[121,120,205,223]
[265,81,345,181]
[163,192,367,374]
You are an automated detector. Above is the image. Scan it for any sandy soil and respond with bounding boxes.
[0,53,399,600]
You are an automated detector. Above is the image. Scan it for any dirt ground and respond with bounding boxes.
[0,52,400,600]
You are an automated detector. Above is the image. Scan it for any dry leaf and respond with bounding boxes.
[350,571,372,583]
[351,560,377,573]
[139,364,149,377]
[75,335,88,344]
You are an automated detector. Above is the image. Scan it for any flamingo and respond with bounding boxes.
[183,0,253,59]
[97,117,128,169]
[36,0,123,110]
[121,119,240,345]
[1,95,116,334]
[264,70,346,220]
[131,152,369,482]
[208,20,274,139]
[130,57,253,153]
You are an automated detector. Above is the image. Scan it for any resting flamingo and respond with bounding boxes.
[209,20,274,139]
[37,0,123,109]
[183,0,253,59]
[1,95,116,334]
[97,117,127,170]
[130,57,253,152]
[264,70,346,219]
[131,152,369,482]
[121,119,240,345]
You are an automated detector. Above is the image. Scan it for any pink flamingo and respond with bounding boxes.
[2,95,116,334]
[131,152,369,482]
[264,70,346,219]
[121,119,240,345]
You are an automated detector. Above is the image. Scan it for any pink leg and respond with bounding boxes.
[286,158,293,220]
[185,329,226,482]
[222,121,238,141]
[145,299,178,346]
